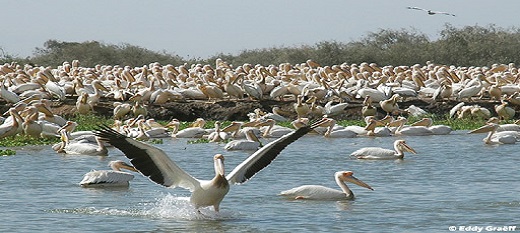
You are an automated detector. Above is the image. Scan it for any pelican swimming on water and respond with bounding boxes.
[279,171,373,200]
[57,131,108,156]
[223,128,262,151]
[351,139,417,159]
[79,160,138,187]
[468,123,519,145]
[94,119,327,212]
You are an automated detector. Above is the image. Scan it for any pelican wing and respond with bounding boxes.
[227,118,327,184]
[449,102,464,118]
[406,6,427,11]
[432,11,455,16]
[94,125,200,191]
[350,147,395,158]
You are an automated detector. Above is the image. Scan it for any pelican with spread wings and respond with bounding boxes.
[407,6,456,16]
[94,118,328,212]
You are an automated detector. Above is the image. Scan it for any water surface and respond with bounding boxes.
[1,131,519,232]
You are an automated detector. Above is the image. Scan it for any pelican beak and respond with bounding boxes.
[346,176,374,191]
[165,120,178,128]
[481,77,492,85]
[121,162,139,172]
[401,142,417,154]
[468,124,495,134]
[254,120,271,127]
[94,81,109,92]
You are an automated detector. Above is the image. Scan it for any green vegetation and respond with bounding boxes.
[187,138,211,144]
[1,24,519,67]
[69,114,114,132]
[1,149,16,156]
[0,135,61,147]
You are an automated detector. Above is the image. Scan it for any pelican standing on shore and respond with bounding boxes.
[94,119,327,212]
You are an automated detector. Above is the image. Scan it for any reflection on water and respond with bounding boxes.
[1,132,520,232]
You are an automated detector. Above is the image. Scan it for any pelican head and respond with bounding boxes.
[336,171,374,190]
[109,160,138,172]
[395,140,417,154]
[213,154,226,176]
[486,117,500,124]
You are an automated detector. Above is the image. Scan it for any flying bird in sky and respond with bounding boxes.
[407,6,456,17]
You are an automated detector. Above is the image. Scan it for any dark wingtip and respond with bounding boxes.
[93,124,127,141]
[309,118,329,129]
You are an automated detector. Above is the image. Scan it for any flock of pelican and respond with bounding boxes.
[2,58,520,212]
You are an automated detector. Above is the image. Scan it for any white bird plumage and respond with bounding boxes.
[94,119,327,212]
[80,160,138,187]
[406,6,456,16]
[279,171,373,200]
[57,131,108,156]
[351,139,417,159]
[468,123,519,144]
[224,128,262,150]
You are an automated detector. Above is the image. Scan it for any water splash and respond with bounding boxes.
[47,193,237,221]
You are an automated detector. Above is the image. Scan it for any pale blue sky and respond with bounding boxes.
[1,0,517,59]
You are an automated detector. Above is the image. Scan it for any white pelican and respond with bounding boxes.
[21,108,43,138]
[223,128,262,151]
[323,101,349,117]
[361,95,377,117]
[279,171,373,200]
[93,119,327,212]
[76,93,91,115]
[132,101,148,117]
[79,160,138,187]
[260,107,289,122]
[57,131,108,156]
[0,108,21,139]
[449,102,465,119]
[0,79,21,103]
[406,6,456,16]
[456,74,485,101]
[404,105,428,118]
[351,140,417,160]
[394,117,433,136]
[468,123,519,144]
[294,95,310,120]
[113,102,132,120]
[379,94,401,115]
[486,117,520,132]
[206,121,230,142]
[168,118,208,138]
[364,118,392,137]
[409,117,452,135]
[33,102,67,127]
[256,119,295,138]
[356,87,388,102]
[318,118,358,138]
[220,121,243,138]
[494,101,515,120]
